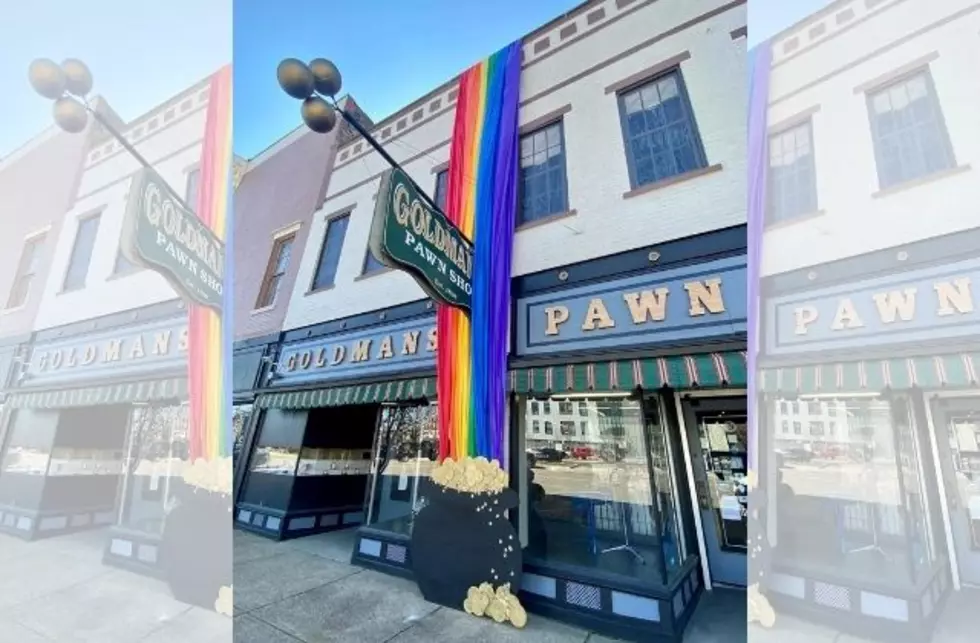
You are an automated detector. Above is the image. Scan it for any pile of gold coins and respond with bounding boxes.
[182,457,234,494]
[463,582,527,628]
[214,585,233,617]
[430,456,509,494]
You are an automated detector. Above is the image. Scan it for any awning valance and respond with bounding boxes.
[759,353,980,395]
[508,351,747,395]
[257,376,436,410]
[6,378,187,410]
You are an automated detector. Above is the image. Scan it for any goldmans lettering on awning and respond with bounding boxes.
[515,255,747,356]
[765,257,980,356]
[273,317,438,386]
[22,318,188,386]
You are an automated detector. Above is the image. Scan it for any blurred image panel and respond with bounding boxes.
[749,1,979,642]
[0,1,233,641]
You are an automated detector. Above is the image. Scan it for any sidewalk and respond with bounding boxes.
[233,528,745,643]
[0,528,230,642]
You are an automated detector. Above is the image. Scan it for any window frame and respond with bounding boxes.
[61,210,103,293]
[766,117,819,225]
[184,165,201,213]
[615,67,708,190]
[433,169,449,213]
[255,226,299,310]
[5,229,48,310]
[361,244,387,277]
[864,66,956,191]
[517,119,570,226]
[309,211,352,292]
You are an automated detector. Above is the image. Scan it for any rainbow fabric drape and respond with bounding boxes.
[437,42,522,464]
[188,65,233,461]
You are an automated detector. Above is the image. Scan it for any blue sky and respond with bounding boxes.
[233,0,583,159]
[749,0,834,47]
[0,0,231,159]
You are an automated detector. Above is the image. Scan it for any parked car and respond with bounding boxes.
[571,446,596,460]
[532,447,567,463]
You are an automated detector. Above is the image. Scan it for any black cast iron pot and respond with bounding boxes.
[410,477,523,609]
[159,486,233,609]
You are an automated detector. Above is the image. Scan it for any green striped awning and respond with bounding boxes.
[508,351,747,395]
[257,376,436,410]
[760,352,980,395]
[6,378,187,409]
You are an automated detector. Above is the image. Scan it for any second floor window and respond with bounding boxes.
[558,401,573,415]
[185,168,201,213]
[531,402,540,415]
[362,246,385,275]
[62,214,101,292]
[311,214,350,291]
[768,120,817,224]
[618,70,706,188]
[256,233,296,308]
[519,121,569,224]
[6,233,45,309]
[867,70,955,190]
[433,169,449,212]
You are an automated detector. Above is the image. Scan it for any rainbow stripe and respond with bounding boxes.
[188,65,233,462]
[437,42,522,463]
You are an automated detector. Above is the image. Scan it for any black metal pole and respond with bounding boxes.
[86,104,193,212]
[332,101,442,213]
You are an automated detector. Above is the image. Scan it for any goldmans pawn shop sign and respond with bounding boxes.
[120,168,224,311]
[369,168,473,313]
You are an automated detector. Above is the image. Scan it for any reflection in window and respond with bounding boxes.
[772,395,937,585]
[523,395,689,586]
[365,404,439,536]
[232,404,253,465]
[249,446,300,475]
[117,404,190,535]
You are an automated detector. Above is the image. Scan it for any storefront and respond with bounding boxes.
[231,333,278,493]
[502,227,748,642]
[234,299,438,542]
[0,301,190,578]
[758,229,980,641]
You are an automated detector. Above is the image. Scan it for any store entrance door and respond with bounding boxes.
[931,397,980,587]
[680,395,748,587]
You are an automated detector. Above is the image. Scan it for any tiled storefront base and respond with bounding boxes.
[101,527,165,578]
[349,526,699,643]
[764,560,952,643]
[0,504,116,540]
[233,502,364,541]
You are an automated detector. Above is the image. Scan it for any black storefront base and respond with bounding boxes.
[764,557,953,643]
[102,526,166,578]
[350,525,416,580]
[350,525,701,643]
[0,502,116,540]
[234,501,365,541]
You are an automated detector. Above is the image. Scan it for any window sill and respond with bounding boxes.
[58,285,85,296]
[106,269,144,282]
[355,267,394,282]
[622,164,723,200]
[1,304,25,316]
[250,304,276,316]
[872,164,971,199]
[305,284,335,296]
[764,209,827,232]
[516,209,578,232]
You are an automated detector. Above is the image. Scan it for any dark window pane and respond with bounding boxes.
[63,215,101,291]
[518,121,568,225]
[185,169,201,213]
[363,247,385,274]
[433,170,449,212]
[6,236,45,309]
[869,72,953,189]
[767,121,818,224]
[311,215,349,291]
[620,71,706,188]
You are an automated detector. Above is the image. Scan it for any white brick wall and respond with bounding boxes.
[284,0,747,330]
[32,81,212,330]
[761,0,980,277]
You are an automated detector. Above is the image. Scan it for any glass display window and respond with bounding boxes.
[116,403,190,535]
[520,393,692,587]
[364,403,439,537]
[769,393,938,586]
[232,404,254,465]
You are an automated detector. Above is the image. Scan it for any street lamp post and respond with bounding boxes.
[276,57,441,213]
[27,58,191,211]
